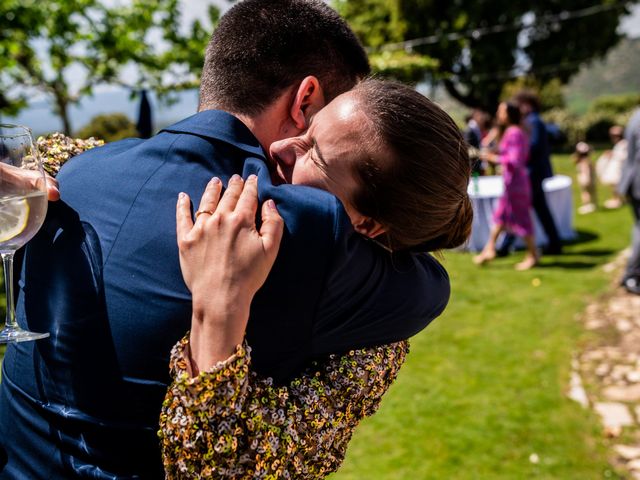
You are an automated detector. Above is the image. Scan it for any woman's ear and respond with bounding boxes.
[352,216,386,239]
[290,76,325,131]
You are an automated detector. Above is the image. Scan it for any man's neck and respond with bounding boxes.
[198,105,261,143]
[234,113,267,149]
[198,103,284,182]
[199,92,292,154]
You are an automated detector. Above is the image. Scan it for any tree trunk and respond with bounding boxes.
[442,79,485,111]
[60,108,72,137]
[54,94,72,136]
[443,79,505,115]
[0,92,9,112]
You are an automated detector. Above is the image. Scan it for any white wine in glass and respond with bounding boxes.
[0,124,49,342]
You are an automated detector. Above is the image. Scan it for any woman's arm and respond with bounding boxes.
[162,177,408,479]
[480,149,499,164]
[175,174,283,373]
[159,336,408,479]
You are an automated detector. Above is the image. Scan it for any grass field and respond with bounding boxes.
[330,154,632,479]
[0,154,634,478]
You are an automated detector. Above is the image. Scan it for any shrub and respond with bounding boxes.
[589,93,640,115]
[544,108,583,147]
[583,112,616,143]
[75,113,138,142]
[543,108,634,147]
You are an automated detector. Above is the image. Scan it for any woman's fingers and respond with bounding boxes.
[259,199,284,258]
[195,177,223,222]
[176,192,193,245]
[217,174,244,212]
[45,174,60,201]
[235,174,259,219]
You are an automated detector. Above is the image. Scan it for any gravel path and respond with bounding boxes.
[570,249,640,478]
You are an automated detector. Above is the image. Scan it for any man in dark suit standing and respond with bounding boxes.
[619,108,640,295]
[497,91,563,256]
[0,1,450,479]
[516,91,563,254]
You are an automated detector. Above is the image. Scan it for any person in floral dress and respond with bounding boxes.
[474,102,539,270]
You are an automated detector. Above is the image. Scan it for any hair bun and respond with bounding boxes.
[444,194,473,249]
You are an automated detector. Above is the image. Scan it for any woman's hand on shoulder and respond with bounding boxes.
[176,174,284,371]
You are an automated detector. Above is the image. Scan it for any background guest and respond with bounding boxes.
[497,91,563,256]
[618,108,640,295]
[474,102,538,271]
[464,111,483,175]
[597,125,627,209]
[574,142,597,214]
[480,122,501,176]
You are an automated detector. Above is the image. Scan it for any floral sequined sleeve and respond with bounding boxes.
[159,337,408,479]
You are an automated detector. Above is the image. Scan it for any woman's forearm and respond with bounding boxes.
[188,300,251,375]
[176,175,283,376]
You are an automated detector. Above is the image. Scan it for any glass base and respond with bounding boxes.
[0,325,49,343]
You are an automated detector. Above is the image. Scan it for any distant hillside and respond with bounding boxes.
[565,37,640,113]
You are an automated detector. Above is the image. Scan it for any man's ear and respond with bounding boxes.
[352,216,386,239]
[290,76,325,130]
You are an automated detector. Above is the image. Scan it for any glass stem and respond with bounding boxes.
[2,252,16,329]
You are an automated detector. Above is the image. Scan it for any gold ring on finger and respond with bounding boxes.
[195,210,214,219]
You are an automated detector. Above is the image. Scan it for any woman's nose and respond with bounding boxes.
[269,138,297,167]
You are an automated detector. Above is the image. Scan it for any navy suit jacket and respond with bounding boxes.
[0,111,449,479]
[525,112,553,183]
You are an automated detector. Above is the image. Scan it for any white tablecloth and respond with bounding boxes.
[466,175,575,252]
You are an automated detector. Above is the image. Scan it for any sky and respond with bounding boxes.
[621,2,640,36]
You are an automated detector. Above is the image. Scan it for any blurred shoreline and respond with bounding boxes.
[3,88,200,137]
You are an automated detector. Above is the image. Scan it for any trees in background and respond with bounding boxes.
[76,113,138,142]
[336,0,631,113]
[0,0,219,134]
[2,0,633,132]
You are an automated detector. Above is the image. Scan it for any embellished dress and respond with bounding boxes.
[158,337,408,479]
[492,125,533,237]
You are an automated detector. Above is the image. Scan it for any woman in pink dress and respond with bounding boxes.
[474,101,539,270]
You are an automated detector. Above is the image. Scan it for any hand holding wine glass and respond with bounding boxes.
[0,124,50,342]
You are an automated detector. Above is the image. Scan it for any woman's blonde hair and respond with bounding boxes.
[351,80,473,252]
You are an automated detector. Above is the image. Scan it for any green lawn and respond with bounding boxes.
[0,154,633,478]
[331,154,632,479]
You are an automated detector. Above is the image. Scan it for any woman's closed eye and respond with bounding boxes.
[309,139,328,174]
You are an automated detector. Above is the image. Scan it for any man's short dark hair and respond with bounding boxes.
[199,0,370,116]
[505,101,522,125]
[513,90,541,112]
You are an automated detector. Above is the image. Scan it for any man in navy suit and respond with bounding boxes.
[0,1,450,478]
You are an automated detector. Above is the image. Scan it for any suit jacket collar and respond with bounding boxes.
[160,109,266,159]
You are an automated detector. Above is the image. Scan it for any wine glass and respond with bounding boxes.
[0,124,49,342]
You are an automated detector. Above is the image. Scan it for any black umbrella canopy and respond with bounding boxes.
[136,90,153,139]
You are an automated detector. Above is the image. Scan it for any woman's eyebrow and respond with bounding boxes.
[311,138,327,167]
